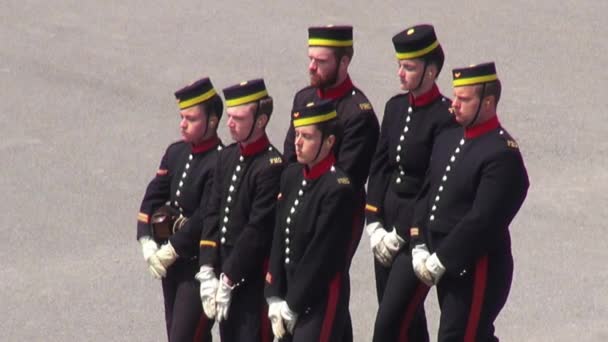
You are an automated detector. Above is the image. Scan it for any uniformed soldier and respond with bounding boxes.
[196,79,284,342]
[266,100,355,342]
[136,77,223,341]
[410,62,529,341]
[282,25,379,340]
[366,24,457,342]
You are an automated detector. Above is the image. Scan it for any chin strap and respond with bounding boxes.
[467,83,486,128]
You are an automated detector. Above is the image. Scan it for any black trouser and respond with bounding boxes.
[218,271,272,342]
[373,250,430,342]
[436,253,513,342]
[373,189,416,301]
[161,259,213,342]
[280,273,350,342]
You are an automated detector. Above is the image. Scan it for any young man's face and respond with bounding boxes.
[451,85,481,126]
[179,105,208,144]
[308,47,339,88]
[294,124,325,166]
[226,103,255,142]
[397,58,425,91]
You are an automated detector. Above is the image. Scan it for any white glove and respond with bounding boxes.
[140,236,158,260]
[384,227,405,254]
[139,237,165,279]
[412,244,433,286]
[425,253,446,285]
[196,265,219,319]
[279,301,298,334]
[156,241,179,269]
[215,273,235,322]
[267,297,286,338]
[370,227,391,266]
[371,227,404,267]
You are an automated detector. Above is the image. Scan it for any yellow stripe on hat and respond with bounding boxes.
[178,88,217,109]
[293,111,337,127]
[226,90,269,107]
[395,40,439,60]
[308,38,353,47]
[453,74,498,87]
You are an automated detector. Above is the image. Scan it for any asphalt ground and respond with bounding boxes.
[1,1,607,341]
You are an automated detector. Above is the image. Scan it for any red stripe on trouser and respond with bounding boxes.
[193,315,209,342]
[464,256,489,342]
[320,273,342,342]
[260,257,271,342]
[398,282,429,342]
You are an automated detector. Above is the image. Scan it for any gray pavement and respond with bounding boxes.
[1,0,607,341]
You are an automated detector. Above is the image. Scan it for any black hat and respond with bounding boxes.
[308,25,353,47]
[452,62,498,87]
[174,77,218,109]
[222,79,269,108]
[392,24,440,60]
[292,99,337,128]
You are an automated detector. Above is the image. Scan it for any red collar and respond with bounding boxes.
[191,136,221,154]
[239,134,270,157]
[303,153,336,180]
[464,115,500,139]
[316,75,354,100]
[409,84,441,108]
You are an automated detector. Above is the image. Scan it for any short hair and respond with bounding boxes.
[257,96,274,119]
[200,94,223,121]
[330,46,354,64]
[317,119,343,152]
[424,45,445,76]
[477,80,502,105]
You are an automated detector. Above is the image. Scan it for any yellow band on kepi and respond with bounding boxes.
[293,111,337,127]
[308,38,353,47]
[395,40,439,60]
[225,89,269,107]
[178,88,217,109]
[453,74,498,87]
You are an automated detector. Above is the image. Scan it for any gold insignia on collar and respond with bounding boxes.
[359,102,372,110]
[407,28,415,35]
[410,227,420,237]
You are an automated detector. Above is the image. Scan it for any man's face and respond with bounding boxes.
[179,106,208,144]
[451,85,481,126]
[397,59,424,91]
[308,47,339,88]
[294,124,324,165]
[226,103,255,142]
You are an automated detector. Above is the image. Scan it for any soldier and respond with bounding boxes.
[136,77,223,341]
[410,62,529,341]
[282,25,379,340]
[196,79,284,342]
[366,24,457,341]
[266,100,355,342]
